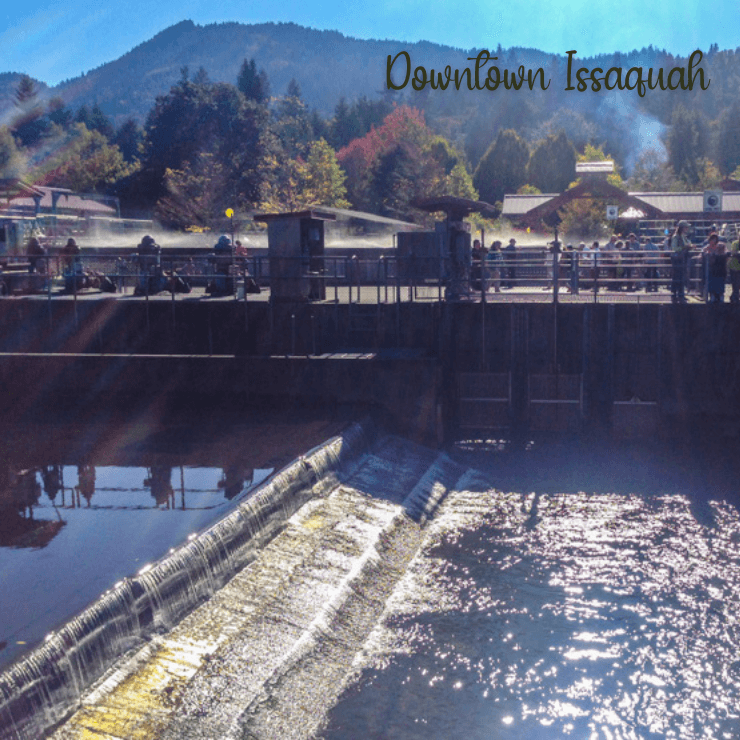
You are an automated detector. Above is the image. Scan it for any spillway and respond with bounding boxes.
[3,423,740,739]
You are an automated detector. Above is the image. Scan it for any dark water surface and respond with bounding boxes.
[321,436,740,740]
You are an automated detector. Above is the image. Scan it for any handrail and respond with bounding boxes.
[0,249,728,304]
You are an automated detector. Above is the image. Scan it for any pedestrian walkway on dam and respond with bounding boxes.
[5,283,722,305]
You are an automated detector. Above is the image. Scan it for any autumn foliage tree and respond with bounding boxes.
[337,105,477,222]
[35,124,132,193]
[259,138,350,213]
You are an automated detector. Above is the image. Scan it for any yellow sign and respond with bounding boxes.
[225,208,234,218]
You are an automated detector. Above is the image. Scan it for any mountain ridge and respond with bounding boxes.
[0,19,687,127]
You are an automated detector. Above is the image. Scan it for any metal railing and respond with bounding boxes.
[0,249,731,304]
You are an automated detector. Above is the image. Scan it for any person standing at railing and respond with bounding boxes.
[622,233,640,291]
[582,241,600,292]
[602,235,618,291]
[643,235,660,292]
[728,238,740,304]
[503,238,517,288]
[704,232,728,304]
[61,237,82,292]
[134,234,163,295]
[670,221,692,304]
[208,234,234,295]
[563,244,579,294]
[26,237,46,274]
[544,240,561,290]
[486,240,502,293]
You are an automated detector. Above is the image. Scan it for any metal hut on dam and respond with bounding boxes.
[254,209,336,301]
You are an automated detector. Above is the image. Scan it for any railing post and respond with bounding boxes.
[383,260,389,303]
[311,312,316,356]
[346,257,351,305]
[377,257,383,304]
[73,258,78,328]
[396,257,401,305]
[353,255,361,303]
[438,255,443,303]
[593,254,599,304]
[170,257,176,329]
[47,257,53,330]
[243,264,249,333]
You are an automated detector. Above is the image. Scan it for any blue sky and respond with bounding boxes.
[1,0,736,86]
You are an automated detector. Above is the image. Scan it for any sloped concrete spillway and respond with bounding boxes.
[0,422,466,740]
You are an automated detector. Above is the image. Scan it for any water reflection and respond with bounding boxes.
[0,455,272,668]
[0,463,266,524]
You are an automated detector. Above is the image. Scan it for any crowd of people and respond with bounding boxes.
[470,224,740,303]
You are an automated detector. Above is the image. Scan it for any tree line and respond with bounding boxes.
[2,48,739,235]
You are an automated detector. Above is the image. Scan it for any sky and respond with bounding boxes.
[1,0,736,86]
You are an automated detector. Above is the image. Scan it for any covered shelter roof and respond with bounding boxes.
[253,209,337,223]
[315,206,421,230]
[630,191,740,221]
[0,183,118,217]
[518,179,663,224]
[0,178,45,202]
[503,187,740,224]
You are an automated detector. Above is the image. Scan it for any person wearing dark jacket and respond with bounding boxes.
[26,237,46,274]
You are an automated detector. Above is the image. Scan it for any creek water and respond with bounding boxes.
[320,436,740,740]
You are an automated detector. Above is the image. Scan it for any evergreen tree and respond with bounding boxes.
[473,129,529,205]
[667,105,705,187]
[273,79,312,158]
[14,75,38,108]
[330,97,361,150]
[138,78,269,213]
[527,132,577,193]
[237,58,269,104]
[716,104,740,176]
[369,144,418,220]
[114,119,143,163]
[193,67,210,86]
[89,103,115,141]
[47,98,72,129]
[75,106,92,129]
[11,74,46,147]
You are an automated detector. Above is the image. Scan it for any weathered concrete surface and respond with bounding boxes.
[50,437,465,740]
[0,298,738,441]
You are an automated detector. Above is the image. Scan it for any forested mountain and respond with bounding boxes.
[2,20,738,138]
[1,20,476,125]
[1,19,739,233]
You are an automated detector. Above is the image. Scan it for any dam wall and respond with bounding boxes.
[0,298,738,438]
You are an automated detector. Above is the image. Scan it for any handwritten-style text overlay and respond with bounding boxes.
[386,50,710,96]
